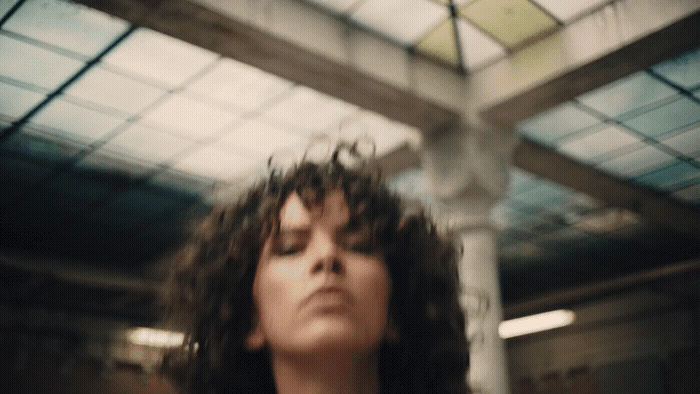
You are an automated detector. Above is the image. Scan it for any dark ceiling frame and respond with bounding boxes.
[71,0,699,236]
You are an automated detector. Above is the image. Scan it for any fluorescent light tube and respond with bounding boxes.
[127,327,185,348]
[499,309,575,339]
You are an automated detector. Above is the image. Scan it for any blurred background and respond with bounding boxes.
[0,0,698,392]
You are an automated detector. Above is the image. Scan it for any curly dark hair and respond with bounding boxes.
[161,150,469,393]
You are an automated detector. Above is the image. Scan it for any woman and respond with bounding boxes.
[162,145,469,393]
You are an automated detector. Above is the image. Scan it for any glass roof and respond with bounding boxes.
[516,46,700,206]
[1,0,697,276]
[0,0,421,186]
[307,0,614,71]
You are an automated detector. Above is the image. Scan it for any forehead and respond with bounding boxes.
[278,190,350,230]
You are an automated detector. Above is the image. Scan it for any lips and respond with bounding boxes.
[302,286,354,309]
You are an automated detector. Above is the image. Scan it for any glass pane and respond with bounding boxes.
[0,80,45,120]
[217,118,305,159]
[3,0,129,57]
[262,85,358,134]
[516,103,601,146]
[140,94,241,140]
[460,0,557,48]
[457,18,506,70]
[416,19,458,66]
[596,145,676,178]
[623,96,700,138]
[0,127,85,165]
[0,0,20,17]
[511,181,570,209]
[77,148,158,177]
[102,123,193,163]
[577,72,677,119]
[0,35,84,90]
[29,98,125,142]
[186,58,293,112]
[659,123,700,157]
[556,124,643,163]
[351,0,448,45]
[63,66,166,115]
[101,28,218,88]
[174,146,258,180]
[531,0,609,22]
[306,0,360,14]
[652,46,700,91]
[634,160,700,191]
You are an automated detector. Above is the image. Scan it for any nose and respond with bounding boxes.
[309,232,344,275]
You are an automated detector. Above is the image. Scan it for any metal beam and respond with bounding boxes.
[504,257,700,319]
[72,0,460,135]
[480,10,700,126]
[513,140,700,238]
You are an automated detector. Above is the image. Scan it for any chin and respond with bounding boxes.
[299,319,383,355]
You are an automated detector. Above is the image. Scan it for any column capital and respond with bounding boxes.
[421,120,515,230]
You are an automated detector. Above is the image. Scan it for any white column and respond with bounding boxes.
[422,122,515,394]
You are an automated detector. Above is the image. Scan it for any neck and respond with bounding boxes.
[271,351,381,394]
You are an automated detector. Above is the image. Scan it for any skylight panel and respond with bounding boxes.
[457,18,506,70]
[511,181,570,208]
[531,0,609,23]
[3,0,129,58]
[351,0,449,45]
[651,46,700,90]
[0,1,19,17]
[634,161,700,191]
[140,94,241,140]
[217,119,305,159]
[596,145,676,178]
[460,0,557,49]
[101,123,193,164]
[186,58,293,112]
[262,85,358,134]
[416,19,459,66]
[306,0,359,14]
[516,103,601,146]
[623,96,700,138]
[77,149,158,177]
[174,146,258,180]
[29,98,125,142]
[0,80,45,120]
[0,35,84,90]
[100,28,218,88]
[577,72,678,119]
[556,124,642,163]
[1,127,85,165]
[63,66,166,115]
[659,124,700,157]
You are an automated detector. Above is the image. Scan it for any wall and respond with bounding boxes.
[506,288,699,393]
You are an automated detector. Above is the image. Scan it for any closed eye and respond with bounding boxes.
[272,229,310,256]
[338,230,377,254]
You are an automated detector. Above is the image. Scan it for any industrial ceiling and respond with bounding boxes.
[0,0,698,348]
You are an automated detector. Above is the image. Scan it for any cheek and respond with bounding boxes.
[351,257,392,318]
[253,257,307,322]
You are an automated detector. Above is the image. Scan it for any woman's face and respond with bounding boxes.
[248,190,391,358]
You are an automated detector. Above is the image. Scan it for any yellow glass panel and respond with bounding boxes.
[460,0,557,48]
[416,18,459,67]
